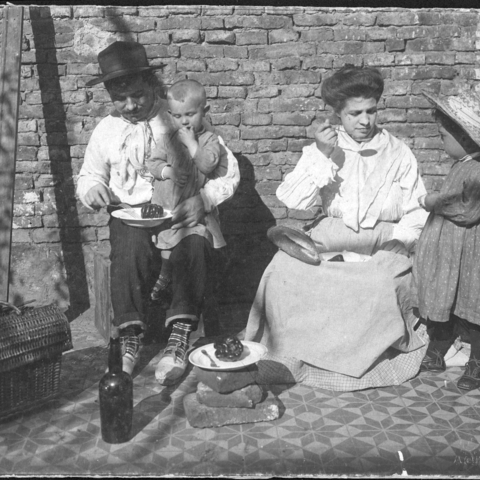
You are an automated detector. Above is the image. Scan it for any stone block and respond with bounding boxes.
[386,39,405,52]
[257,139,287,153]
[377,12,416,26]
[204,30,235,44]
[225,15,292,30]
[172,29,201,44]
[334,28,366,42]
[293,13,337,26]
[247,86,279,98]
[241,125,305,140]
[184,391,280,428]
[223,46,248,59]
[271,57,301,71]
[196,382,264,408]
[241,60,270,72]
[209,113,241,126]
[242,113,271,126]
[217,87,247,99]
[176,59,206,72]
[193,365,258,393]
[343,12,376,26]
[250,43,315,60]
[269,28,299,44]
[235,31,268,46]
[207,58,238,72]
[200,17,224,29]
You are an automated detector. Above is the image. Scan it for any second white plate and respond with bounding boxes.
[189,341,268,371]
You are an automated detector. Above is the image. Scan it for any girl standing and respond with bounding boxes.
[415,88,480,391]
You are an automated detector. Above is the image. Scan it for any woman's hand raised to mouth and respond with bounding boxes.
[314,119,338,158]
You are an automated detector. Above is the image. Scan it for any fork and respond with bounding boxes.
[118,203,138,218]
[201,349,219,368]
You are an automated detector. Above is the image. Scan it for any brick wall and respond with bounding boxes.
[5,5,480,318]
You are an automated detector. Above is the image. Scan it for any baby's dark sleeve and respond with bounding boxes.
[192,131,221,175]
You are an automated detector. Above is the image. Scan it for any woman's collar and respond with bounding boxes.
[338,125,384,151]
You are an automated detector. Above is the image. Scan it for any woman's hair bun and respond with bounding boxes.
[321,65,384,112]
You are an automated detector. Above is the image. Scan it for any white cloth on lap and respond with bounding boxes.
[244,250,425,379]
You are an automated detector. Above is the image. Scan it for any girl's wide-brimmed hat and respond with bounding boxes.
[422,89,480,147]
[85,41,165,87]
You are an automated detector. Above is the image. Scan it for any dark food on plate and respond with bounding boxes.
[141,204,164,219]
[213,335,244,361]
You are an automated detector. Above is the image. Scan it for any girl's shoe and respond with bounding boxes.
[457,359,480,391]
[420,349,446,373]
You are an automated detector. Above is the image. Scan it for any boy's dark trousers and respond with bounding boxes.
[108,216,213,333]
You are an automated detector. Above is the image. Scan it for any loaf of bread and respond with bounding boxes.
[267,225,321,266]
[141,204,164,219]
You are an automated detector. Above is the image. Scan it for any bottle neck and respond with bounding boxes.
[108,337,123,374]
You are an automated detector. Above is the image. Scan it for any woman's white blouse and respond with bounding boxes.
[277,128,429,250]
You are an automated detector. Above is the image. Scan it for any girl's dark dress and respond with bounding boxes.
[414,156,480,326]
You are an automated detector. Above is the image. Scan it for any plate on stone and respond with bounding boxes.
[189,341,268,371]
[111,207,172,228]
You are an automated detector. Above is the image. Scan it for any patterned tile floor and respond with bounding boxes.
[2,305,480,477]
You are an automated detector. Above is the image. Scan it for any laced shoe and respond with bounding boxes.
[155,321,193,385]
[120,335,140,376]
[420,349,447,373]
[457,359,480,391]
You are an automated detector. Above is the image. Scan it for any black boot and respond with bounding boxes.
[420,319,456,374]
[420,340,450,373]
[457,358,480,391]
[457,322,480,391]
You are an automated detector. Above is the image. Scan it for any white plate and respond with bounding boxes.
[189,341,268,371]
[111,207,172,228]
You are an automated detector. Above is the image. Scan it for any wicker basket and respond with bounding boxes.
[0,302,73,421]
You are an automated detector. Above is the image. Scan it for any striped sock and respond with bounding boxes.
[164,321,194,363]
[151,273,172,302]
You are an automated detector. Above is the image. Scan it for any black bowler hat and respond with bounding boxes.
[85,41,165,87]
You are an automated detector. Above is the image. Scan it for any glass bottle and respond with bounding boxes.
[99,329,133,443]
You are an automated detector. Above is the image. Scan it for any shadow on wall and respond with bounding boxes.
[29,6,90,321]
[216,153,277,307]
[0,68,16,300]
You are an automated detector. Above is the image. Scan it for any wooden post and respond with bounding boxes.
[93,248,113,343]
[0,6,23,301]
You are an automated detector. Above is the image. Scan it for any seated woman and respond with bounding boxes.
[242,65,430,391]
